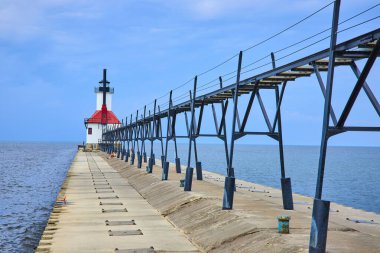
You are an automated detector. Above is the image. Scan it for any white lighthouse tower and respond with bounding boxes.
[84,69,120,150]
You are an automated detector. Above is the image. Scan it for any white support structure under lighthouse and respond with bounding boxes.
[84,69,121,150]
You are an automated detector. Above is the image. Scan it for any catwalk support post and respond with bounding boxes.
[222,51,242,210]
[309,1,340,252]
[184,77,197,191]
[275,85,293,210]
[162,91,172,180]
[147,100,157,173]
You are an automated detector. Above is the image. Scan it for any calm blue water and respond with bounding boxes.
[148,143,380,214]
[0,142,76,253]
[0,142,379,252]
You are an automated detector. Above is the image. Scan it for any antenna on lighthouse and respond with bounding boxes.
[99,68,110,125]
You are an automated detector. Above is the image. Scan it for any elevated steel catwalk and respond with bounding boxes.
[123,29,379,121]
[101,16,380,253]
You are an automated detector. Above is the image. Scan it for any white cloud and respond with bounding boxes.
[0,0,102,41]
[154,0,332,19]
[0,1,43,40]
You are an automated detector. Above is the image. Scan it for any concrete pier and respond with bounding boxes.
[37,151,380,252]
[36,151,198,253]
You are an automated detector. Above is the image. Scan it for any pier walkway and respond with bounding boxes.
[36,151,198,253]
[38,150,380,252]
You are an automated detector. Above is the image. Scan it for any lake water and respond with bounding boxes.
[149,143,380,214]
[0,143,76,253]
[0,142,379,252]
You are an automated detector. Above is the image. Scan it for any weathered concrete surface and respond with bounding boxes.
[36,151,199,253]
[102,152,380,253]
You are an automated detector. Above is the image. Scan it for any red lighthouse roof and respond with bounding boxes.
[86,110,121,124]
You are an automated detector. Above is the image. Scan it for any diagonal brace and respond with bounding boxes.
[337,39,380,127]
[257,91,273,132]
[240,81,259,133]
[313,64,338,126]
[350,62,380,117]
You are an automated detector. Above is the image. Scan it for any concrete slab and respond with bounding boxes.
[36,151,199,253]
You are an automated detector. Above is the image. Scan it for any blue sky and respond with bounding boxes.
[0,0,379,146]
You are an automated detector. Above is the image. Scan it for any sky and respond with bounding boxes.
[0,0,379,146]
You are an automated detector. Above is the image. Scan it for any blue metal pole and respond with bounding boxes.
[157,105,165,169]
[130,114,136,165]
[184,77,197,191]
[173,114,181,173]
[148,100,157,173]
[142,106,147,163]
[162,91,172,180]
[275,86,293,210]
[136,110,143,168]
[219,77,230,169]
[222,51,242,209]
[125,117,130,162]
[309,1,340,252]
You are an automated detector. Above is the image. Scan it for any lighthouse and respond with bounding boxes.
[84,69,121,150]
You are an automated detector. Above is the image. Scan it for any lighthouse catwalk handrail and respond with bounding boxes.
[101,1,380,252]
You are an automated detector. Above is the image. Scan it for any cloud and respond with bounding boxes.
[0,1,43,40]
[0,0,102,41]
[153,0,330,19]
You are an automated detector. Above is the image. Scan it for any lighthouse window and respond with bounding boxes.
[88,128,92,135]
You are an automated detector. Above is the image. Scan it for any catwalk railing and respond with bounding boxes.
[100,1,379,252]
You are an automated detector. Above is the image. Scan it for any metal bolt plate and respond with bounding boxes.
[114,247,154,253]
[108,229,143,236]
[100,202,123,205]
[98,196,119,199]
[102,208,127,213]
[105,220,136,226]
